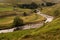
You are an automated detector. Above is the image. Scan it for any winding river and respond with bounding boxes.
[0,10,54,33]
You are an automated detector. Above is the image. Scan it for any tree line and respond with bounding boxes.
[16,2,56,9]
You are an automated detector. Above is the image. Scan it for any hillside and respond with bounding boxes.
[0,13,60,40]
[18,0,60,3]
[0,3,59,40]
[0,0,60,4]
[0,0,60,40]
[21,17,60,40]
[21,3,60,40]
[42,3,60,17]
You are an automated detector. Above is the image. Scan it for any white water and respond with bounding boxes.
[0,10,54,33]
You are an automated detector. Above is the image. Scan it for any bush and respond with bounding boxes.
[13,16,24,27]
[23,12,28,16]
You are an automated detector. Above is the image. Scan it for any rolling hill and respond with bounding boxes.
[0,3,59,40]
[0,0,60,40]
[0,0,60,4]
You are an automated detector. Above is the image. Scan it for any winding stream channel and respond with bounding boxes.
[0,10,54,33]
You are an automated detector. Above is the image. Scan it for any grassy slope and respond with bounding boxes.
[21,17,60,40]
[21,14,45,23]
[0,3,60,40]
[0,13,45,29]
[0,3,45,29]
[0,7,13,11]
[32,17,60,34]
[42,3,60,17]
[3,0,60,4]
[0,29,35,40]
[21,3,60,40]
[0,16,15,25]
[0,15,60,40]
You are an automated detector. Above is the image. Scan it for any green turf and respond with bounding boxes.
[0,16,15,25]
[0,17,60,40]
[21,17,60,40]
[0,13,45,29]
[0,7,13,11]
[0,3,60,40]
[42,3,60,17]
[0,29,35,40]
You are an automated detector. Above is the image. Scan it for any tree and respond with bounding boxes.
[13,16,24,27]
[17,2,38,9]
[23,12,28,16]
[30,2,38,9]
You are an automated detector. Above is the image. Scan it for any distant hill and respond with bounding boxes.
[19,0,60,3]
[0,0,60,4]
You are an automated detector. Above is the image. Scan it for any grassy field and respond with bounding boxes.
[21,14,45,23]
[0,16,14,29]
[0,17,60,40]
[42,3,60,17]
[0,13,45,29]
[21,17,60,40]
[20,3,60,40]
[0,3,60,40]
[0,16,15,25]
[0,7,13,11]
[0,29,35,40]
[32,17,60,35]
[0,4,45,29]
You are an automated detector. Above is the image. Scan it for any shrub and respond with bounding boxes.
[13,16,24,27]
[23,12,28,16]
